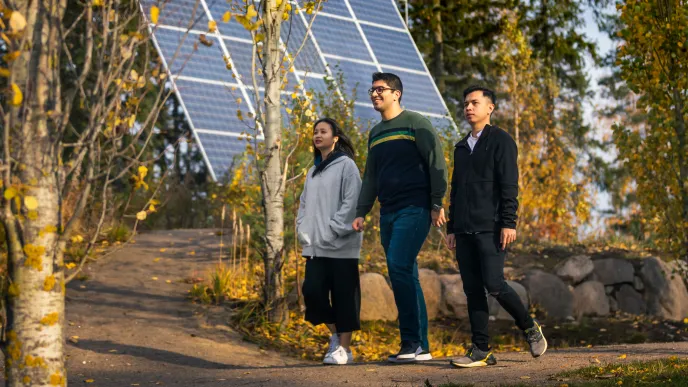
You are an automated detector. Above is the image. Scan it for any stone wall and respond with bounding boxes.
[359,255,688,322]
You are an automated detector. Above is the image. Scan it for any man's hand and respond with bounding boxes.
[431,208,446,227]
[352,217,365,232]
[500,228,516,250]
[446,233,456,250]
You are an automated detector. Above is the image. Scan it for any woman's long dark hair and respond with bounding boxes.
[312,117,355,163]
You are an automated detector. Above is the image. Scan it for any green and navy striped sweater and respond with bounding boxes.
[355,110,448,217]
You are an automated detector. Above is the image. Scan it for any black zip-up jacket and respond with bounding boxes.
[447,124,518,234]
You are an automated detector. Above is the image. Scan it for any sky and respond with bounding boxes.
[579,5,618,236]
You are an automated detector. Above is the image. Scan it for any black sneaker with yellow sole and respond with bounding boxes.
[450,344,497,368]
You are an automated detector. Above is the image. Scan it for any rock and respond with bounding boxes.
[605,285,614,295]
[521,270,573,320]
[555,255,594,284]
[573,281,610,317]
[609,296,619,313]
[633,276,645,291]
[439,274,468,319]
[419,269,442,320]
[616,284,646,315]
[639,257,688,321]
[360,273,398,321]
[488,280,529,321]
[593,258,635,285]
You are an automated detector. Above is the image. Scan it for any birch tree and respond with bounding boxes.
[230,0,322,323]
[0,0,175,384]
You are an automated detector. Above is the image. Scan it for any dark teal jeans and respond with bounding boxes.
[380,205,431,350]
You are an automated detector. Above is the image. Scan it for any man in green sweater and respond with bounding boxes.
[352,72,448,362]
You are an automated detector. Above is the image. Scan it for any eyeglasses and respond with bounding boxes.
[368,86,396,96]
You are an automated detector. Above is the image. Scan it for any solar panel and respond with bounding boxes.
[143,0,454,180]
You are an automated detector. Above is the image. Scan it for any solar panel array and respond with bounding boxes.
[141,0,454,180]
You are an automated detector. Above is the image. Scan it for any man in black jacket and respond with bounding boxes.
[446,86,547,368]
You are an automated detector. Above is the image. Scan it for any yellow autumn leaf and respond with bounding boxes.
[150,6,159,24]
[148,204,156,212]
[0,68,10,77]
[9,11,26,32]
[255,33,264,42]
[136,211,147,221]
[138,165,148,178]
[3,51,20,62]
[159,248,167,252]
[165,280,172,284]
[618,354,627,359]
[84,379,94,383]
[65,263,77,269]
[222,11,231,23]
[24,196,38,210]
[246,4,257,19]
[71,235,84,243]
[10,83,22,106]
[4,187,18,200]
[151,277,158,281]
[683,317,688,324]
[208,20,217,33]
[153,258,161,262]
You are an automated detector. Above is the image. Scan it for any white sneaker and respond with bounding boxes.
[323,345,353,365]
[325,334,340,357]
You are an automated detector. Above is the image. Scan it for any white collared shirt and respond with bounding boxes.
[467,130,483,152]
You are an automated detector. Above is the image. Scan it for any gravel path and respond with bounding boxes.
[63,229,687,386]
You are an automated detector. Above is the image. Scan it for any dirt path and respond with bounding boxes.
[65,229,687,386]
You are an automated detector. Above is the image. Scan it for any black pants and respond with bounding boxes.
[455,232,533,350]
[302,257,361,333]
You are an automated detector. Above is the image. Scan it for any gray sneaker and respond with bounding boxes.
[450,344,497,368]
[524,319,547,357]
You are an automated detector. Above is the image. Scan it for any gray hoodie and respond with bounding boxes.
[296,155,363,259]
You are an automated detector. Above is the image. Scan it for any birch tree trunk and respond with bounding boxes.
[260,0,288,323]
[2,0,68,385]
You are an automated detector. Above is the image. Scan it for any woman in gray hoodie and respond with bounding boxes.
[297,117,363,365]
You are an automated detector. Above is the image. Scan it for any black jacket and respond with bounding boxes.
[447,124,518,234]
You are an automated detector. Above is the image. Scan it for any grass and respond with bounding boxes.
[435,357,688,387]
[554,356,688,386]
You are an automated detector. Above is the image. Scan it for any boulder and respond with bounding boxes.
[609,296,619,313]
[360,273,398,321]
[639,257,688,321]
[488,280,529,321]
[439,274,468,319]
[593,258,634,285]
[633,276,645,291]
[419,269,442,320]
[555,255,594,284]
[616,284,646,315]
[522,270,573,319]
[573,281,610,317]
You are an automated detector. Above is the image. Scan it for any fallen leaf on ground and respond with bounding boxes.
[153,258,161,262]
[595,374,615,379]
[108,349,117,353]
[160,248,167,252]
[85,379,94,383]
[69,336,79,344]
[618,354,627,359]
[151,277,158,280]
[520,376,531,379]
[165,280,172,284]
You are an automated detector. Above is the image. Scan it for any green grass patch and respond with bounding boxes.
[435,357,688,387]
[554,356,688,386]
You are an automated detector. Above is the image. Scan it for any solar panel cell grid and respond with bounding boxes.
[146,0,453,180]
[361,24,425,72]
[156,28,231,82]
[142,0,210,29]
[311,16,372,62]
